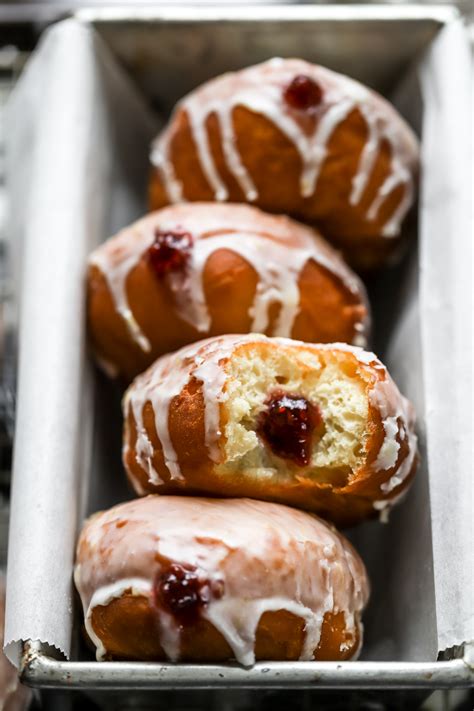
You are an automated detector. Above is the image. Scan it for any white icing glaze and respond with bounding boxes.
[167,232,318,336]
[186,96,229,202]
[373,488,409,523]
[369,378,417,494]
[314,341,383,368]
[125,336,261,481]
[74,496,369,665]
[150,134,183,203]
[94,353,120,379]
[373,501,391,524]
[124,341,206,481]
[90,247,152,353]
[352,333,367,348]
[367,164,414,237]
[374,416,400,470]
[131,407,163,486]
[82,577,152,661]
[151,59,418,237]
[205,596,322,666]
[352,321,368,347]
[193,349,231,463]
[89,203,368,353]
[350,105,381,206]
[157,610,182,662]
[216,102,258,201]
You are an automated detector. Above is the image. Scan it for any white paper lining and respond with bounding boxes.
[4,19,156,665]
[418,22,473,652]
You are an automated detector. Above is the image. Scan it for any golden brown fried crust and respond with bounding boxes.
[89,594,359,662]
[149,106,411,270]
[123,344,416,527]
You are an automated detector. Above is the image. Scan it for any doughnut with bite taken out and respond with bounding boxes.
[122,334,418,527]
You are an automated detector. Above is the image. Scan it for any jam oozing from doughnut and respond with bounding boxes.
[153,563,210,626]
[283,75,323,111]
[258,391,323,466]
[147,230,193,277]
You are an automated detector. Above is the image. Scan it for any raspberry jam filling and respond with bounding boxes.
[283,75,323,111]
[147,229,193,277]
[258,391,324,466]
[153,563,213,626]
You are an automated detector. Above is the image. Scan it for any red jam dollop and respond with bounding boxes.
[153,563,211,626]
[147,229,193,277]
[258,391,323,467]
[283,75,323,111]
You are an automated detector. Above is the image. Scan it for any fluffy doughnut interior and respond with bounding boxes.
[219,345,369,486]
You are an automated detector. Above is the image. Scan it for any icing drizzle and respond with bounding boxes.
[89,204,368,353]
[151,58,418,237]
[369,378,417,494]
[74,496,369,664]
[124,336,255,481]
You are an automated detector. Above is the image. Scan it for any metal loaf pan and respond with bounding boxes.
[10,3,473,694]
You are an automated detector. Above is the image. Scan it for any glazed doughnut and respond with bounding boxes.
[88,202,369,381]
[123,335,417,526]
[74,496,369,664]
[150,58,419,270]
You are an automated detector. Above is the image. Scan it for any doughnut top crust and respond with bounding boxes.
[74,496,369,664]
[150,58,419,267]
[88,203,369,380]
[123,335,418,525]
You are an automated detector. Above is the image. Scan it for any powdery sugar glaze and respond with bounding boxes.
[151,58,418,238]
[89,203,369,353]
[74,496,369,665]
